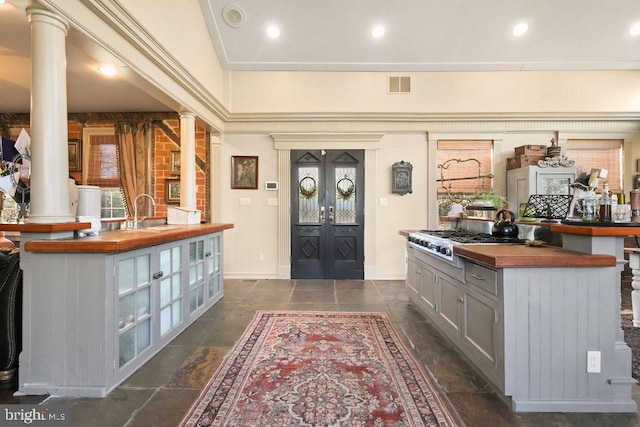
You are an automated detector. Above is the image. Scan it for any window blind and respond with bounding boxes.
[86,134,121,187]
[566,139,623,193]
[437,140,493,194]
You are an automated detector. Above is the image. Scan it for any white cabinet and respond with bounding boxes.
[19,231,225,397]
[506,166,576,216]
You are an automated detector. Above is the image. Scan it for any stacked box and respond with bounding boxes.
[514,144,547,156]
[506,155,546,170]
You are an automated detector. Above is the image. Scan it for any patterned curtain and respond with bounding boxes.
[115,122,149,215]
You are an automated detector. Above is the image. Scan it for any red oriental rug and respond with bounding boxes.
[180,311,458,426]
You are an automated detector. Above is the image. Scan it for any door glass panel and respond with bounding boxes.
[298,167,319,223]
[172,301,181,324]
[160,307,171,336]
[335,166,356,223]
[160,249,171,274]
[160,278,171,306]
[136,255,149,285]
[136,287,150,319]
[172,275,181,299]
[118,258,134,293]
[172,247,181,273]
[119,329,135,367]
[136,319,151,352]
[119,294,134,329]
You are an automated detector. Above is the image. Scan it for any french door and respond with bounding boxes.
[291,150,364,279]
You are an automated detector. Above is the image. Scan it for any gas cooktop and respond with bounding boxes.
[407,229,524,266]
[419,229,524,244]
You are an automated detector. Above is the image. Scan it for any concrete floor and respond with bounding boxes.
[1,278,639,426]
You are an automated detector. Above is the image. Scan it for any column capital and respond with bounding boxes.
[179,111,196,120]
[27,7,69,34]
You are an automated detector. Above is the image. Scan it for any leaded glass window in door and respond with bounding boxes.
[298,166,320,223]
[335,166,356,223]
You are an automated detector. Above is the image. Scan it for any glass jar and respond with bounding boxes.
[582,189,598,222]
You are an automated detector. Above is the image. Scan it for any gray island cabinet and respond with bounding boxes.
[10,223,233,398]
[406,241,636,413]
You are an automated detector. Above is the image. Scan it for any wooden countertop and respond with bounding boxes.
[0,222,91,232]
[550,223,640,237]
[454,244,616,268]
[24,223,234,254]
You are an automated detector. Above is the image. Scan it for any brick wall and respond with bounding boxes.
[4,118,209,222]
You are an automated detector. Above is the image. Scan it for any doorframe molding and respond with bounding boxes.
[272,133,383,279]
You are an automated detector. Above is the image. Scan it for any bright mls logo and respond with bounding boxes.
[1,405,68,426]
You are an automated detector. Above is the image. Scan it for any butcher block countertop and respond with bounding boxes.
[454,244,616,268]
[23,223,234,254]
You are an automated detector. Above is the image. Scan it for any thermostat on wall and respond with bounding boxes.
[265,181,279,191]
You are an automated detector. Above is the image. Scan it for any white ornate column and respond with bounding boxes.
[210,133,222,223]
[179,112,196,208]
[629,251,640,327]
[26,7,74,224]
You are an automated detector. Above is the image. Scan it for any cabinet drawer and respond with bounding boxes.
[465,262,497,296]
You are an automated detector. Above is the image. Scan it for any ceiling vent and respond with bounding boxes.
[389,76,411,94]
[222,4,246,28]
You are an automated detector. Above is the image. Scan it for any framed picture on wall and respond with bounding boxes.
[68,139,81,172]
[231,155,258,189]
[170,151,180,175]
[165,179,180,203]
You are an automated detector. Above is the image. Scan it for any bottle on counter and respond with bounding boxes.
[599,181,612,222]
[582,188,598,222]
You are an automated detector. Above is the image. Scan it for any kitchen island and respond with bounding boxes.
[4,222,233,397]
[404,229,636,413]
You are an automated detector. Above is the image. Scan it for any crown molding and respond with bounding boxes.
[225,112,640,135]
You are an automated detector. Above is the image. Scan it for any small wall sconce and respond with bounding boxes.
[392,161,412,195]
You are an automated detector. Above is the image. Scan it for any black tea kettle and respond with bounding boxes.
[491,210,519,238]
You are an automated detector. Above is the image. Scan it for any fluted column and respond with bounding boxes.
[26,8,73,223]
[179,112,196,208]
[210,133,222,223]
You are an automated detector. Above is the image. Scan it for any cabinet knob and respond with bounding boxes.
[205,252,212,257]
[457,297,464,303]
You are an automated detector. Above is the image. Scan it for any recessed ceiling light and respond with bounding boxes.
[630,22,640,36]
[371,24,385,39]
[513,22,529,37]
[97,65,118,77]
[266,24,280,39]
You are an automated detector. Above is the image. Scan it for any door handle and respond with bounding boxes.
[328,206,335,223]
[320,206,325,223]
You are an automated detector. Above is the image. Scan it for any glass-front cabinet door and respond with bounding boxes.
[117,253,152,369]
[188,239,206,314]
[158,245,183,341]
[207,234,222,301]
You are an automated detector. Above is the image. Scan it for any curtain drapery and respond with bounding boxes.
[115,122,149,216]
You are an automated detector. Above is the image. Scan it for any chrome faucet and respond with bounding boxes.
[133,193,156,229]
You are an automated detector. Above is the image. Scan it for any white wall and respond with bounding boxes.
[221,135,280,278]
[374,134,429,278]
[119,0,227,106]
[229,70,640,114]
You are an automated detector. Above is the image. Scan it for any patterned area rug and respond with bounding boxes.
[621,313,640,384]
[180,311,458,426]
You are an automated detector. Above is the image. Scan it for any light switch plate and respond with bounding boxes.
[239,197,251,206]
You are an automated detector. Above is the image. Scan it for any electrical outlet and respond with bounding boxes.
[587,351,601,373]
